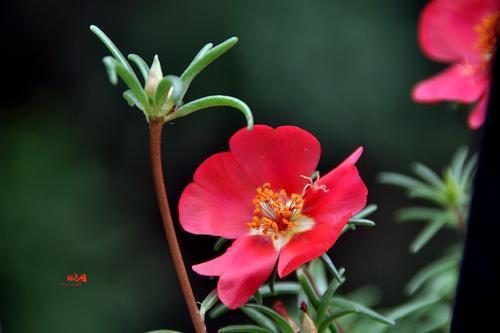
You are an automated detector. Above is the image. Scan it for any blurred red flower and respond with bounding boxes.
[412,0,499,129]
[179,125,367,308]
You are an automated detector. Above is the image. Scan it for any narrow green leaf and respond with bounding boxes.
[331,297,395,326]
[341,223,356,235]
[168,95,253,130]
[259,282,301,297]
[242,307,279,333]
[308,259,328,294]
[192,43,214,62]
[397,207,444,223]
[90,25,134,73]
[296,268,320,308]
[105,58,149,109]
[245,304,295,333]
[128,54,150,82]
[145,330,183,333]
[348,218,376,227]
[254,290,263,305]
[353,204,378,219]
[268,263,278,296]
[209,303,229,319]
[218,325,271,333]
[123,90,144,111]
[406,256,458,295]
[213,237,228,251]
[460,154,477,189]
[451,146,468,180]
[154,75,184,108]
[103,56,118,84]
[408,186,446,205]
[378,172,428,189]
[320,254,344,283]
[409,217,447,253]
[419,307,450,333]
[181,37,238,90]
[318,310,353,333]
[412,162,444,188]
[123,90,135,106]
[208,283,302,319]
[344,286,382,307]
[316,276,344,327]
[200,289,219,321]
[387,297,441,321]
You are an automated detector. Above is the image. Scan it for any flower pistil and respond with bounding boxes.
[247,183,313,246]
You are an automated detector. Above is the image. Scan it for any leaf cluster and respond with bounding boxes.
[379,147,476,253]
[90,25,253,128]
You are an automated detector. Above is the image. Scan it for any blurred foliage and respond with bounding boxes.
[1,0,474,331]
[345,148,477,333]
[380,147,476,253]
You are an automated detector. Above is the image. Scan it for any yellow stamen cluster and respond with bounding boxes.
[475,12,500,62]
[247,183,304,239]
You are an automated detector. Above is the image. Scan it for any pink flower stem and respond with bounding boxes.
[149,119,206,333]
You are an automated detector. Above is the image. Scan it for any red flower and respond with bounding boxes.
[412,0,499,129]
[179,125,367,308]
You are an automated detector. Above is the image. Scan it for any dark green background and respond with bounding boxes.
[0,0,475,331]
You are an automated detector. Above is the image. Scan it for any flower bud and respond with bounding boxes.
[299,301,317,333]
[273,301,299,332]
[145,55,163,97]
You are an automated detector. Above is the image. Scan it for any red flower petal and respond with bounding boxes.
[303,147,367,221]
[419,0,499,63]
[193,235,279,309]
[179,152,257,239]
[277,215,350,277]
[468,92,489,129]
[412,63,488,103]
[229,125,321,194]
[277,148,367,277]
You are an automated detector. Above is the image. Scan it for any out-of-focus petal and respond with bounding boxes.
[412,64,488,103]
[468,92,489,129]
[419,0,499,63]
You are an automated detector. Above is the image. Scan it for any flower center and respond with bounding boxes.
[475,11,500,63]
[247,183,305,239]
